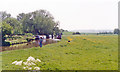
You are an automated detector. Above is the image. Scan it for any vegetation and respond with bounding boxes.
[0,52,2,71]
[0,10,118,71]
[0,10,62,46]
[5,35,33,45]
[2,35,118,70]
[72,32,81,35]
[4,17,23,34]
[114,28,120,34]
[1,22,12,46]
[17,10,60,35]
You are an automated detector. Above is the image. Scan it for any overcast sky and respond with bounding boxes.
[0,0,119,31]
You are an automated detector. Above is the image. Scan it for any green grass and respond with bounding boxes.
[0,52,2,71]
[2,35,118,70]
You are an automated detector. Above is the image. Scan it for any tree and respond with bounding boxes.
[17,13,25,21]
[114,28,119,34]
[17,9,60,35]
[72,32,80,35]
[0,22,12,46]
[3,18,23,34]
[1,22,12,36]
[60,29,64,32]
[0,11,11,20]
[0,11,23,34]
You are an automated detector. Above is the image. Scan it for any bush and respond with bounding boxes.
[25,33,33,36]
[26,38,34,42]
[72,32,80,35]
[2,41,11,46]
[76,32,80,34]
[72,32,76,35]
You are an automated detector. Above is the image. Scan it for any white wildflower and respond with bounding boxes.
[27,56,36,62]
[34,67,40,70]
[12,61,17,64]
[15,60,23,65]
[36,59,41,62]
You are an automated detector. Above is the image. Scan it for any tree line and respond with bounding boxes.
[72,29,120,35]
[0,9,62,46]
[0,9,61,36]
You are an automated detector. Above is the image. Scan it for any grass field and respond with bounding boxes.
[2,35,118,70]
[0,52,2,71]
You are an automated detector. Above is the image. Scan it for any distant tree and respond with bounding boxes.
[114,28,119,34]
[60,29,64,32]
[72,32,76,35]
[72,32,80,35]
[76,32,80,35]
[108,32,113,34]
[54,27,60,35]
[97,31,113,35]
[64,30,68,32]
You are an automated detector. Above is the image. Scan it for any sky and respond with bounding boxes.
[0,0,119,31]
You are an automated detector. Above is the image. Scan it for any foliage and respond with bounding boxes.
[0,11,11,20]
[17,10,60,35]
[0,10,61,45]
[0,9,61,36]
[1,22,12,37]
[6,38,27,44]
[26,38,34,42]
[1,22,12,46]
[97,32,113,35]
[114,28,119,34]
[73,32,80,35]
[3,18,23,34]
[25,33,33,36]
[0,11,23,36]
[2,41,11,46]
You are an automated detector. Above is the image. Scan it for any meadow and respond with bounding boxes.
[1,35,118,70]
[0,52,2,71]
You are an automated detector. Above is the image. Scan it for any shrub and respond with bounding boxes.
[72,32,80,35]
[26,38,34,42]
[72,32,76,35]
[25,33,33,36]
[2,41,11,46]
[76,32,80,34]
